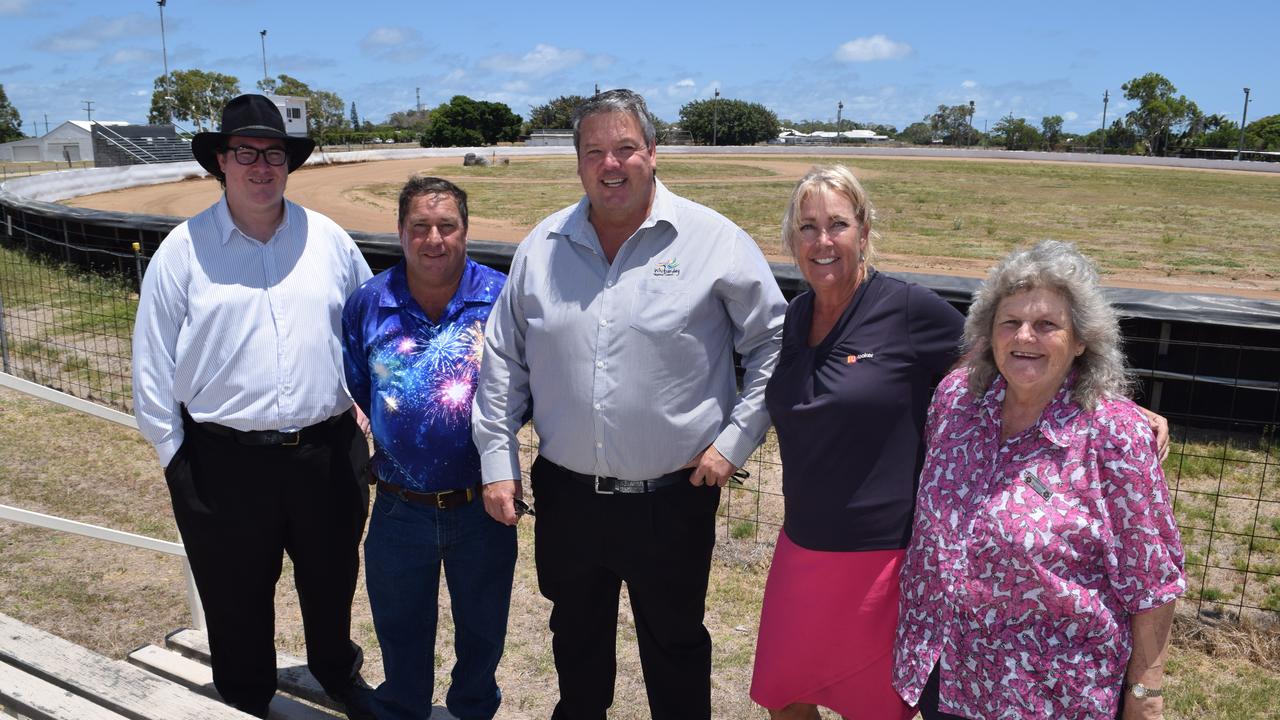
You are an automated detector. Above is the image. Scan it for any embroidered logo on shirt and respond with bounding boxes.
[652,258,681,277]
[846,352,875,364]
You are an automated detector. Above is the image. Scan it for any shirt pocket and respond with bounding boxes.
[629,279,690,336]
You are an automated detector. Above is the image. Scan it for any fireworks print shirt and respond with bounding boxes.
[342,259,506,492]
[892,369,1185,719]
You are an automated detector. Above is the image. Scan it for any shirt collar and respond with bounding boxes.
[553,177,678,251]
[379,258,494,320]
[979,370,1085,448]
[212,195,292,246]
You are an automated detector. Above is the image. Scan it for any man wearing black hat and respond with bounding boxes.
[132,94,375,720]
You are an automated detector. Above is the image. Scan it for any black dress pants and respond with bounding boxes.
[165,411,370,718]
[530,456,721,720]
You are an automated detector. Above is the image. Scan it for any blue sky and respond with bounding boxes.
[0,0,1274,136]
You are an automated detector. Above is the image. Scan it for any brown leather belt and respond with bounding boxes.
[376,480,480,509]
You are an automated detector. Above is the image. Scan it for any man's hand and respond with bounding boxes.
[351,404,371,435]
[483,480,522,526]
[687,445,736,487]
[1139,407,1170,462]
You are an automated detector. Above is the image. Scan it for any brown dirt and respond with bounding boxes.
[62,152,1280,300]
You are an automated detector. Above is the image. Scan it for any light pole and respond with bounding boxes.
[1099,90,1109,154]
[836,101,843,145]
[259,30,269,87]
[712,88,720,146]
[968,100,975,147]
[1237,87,1252,161]
[156,0,171,123]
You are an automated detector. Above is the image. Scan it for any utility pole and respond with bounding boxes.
[416,87,422,113]
[44,113,49,135]
[836,101,843,144]
[712,88,720,146]
[1099,90,1109,154]
[1237,87,1252,161]
[259,30,269,86]
[82,100,95,125]
[968,100,975,147]
[157,0,171,122]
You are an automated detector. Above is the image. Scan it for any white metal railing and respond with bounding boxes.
[0,371,205,629]
[94,123,163,164]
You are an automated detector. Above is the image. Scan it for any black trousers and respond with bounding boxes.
[917,664,1126,720]
[531,456,721,720]
[166,411,370,718]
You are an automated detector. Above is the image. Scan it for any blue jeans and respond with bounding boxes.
[364,488,517,720]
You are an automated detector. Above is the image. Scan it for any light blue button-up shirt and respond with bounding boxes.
[472,179,785,483]
[132,196,372,466]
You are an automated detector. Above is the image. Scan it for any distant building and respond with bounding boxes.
[526,129,574,147]
[774,127,889,145]
[266,95,309,137]
[0,120,128,162]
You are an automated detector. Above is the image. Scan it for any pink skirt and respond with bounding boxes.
[750,529,915,720]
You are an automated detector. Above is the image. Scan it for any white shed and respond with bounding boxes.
[266,95,309,137]
[0,120,128,162]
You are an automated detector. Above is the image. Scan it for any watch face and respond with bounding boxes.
[1132,684,1148,698]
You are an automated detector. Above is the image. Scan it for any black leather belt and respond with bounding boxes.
[195,413,344,447]
[549,461,691,494]
[377,480,480,509]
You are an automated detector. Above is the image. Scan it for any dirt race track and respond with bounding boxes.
[64,151,1280,299]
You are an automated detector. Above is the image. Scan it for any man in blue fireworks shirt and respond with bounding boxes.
[341,176,517,720]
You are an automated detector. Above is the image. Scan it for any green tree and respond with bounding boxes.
[310,89,348,140]
[1121,72,1199,156]
[679,97,779,146]
[992,114,1042,151]
[527,94,589,130]
[421,96,522,147]
[1041,115,1064,150]
[898,121,935,145]
[929,104,973,145]
[147,69,241,131]
[387,108,431,131]
[349,101,360,130]
[0,84,22,143]
[1245,114,1280,151]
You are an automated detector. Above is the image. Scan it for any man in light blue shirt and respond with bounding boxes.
[132,94,374,720]
[342,177,516,720]
[472,89,785,720]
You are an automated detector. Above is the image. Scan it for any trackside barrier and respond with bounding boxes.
[0,371,205,630]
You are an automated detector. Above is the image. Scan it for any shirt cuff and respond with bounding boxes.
[155,435,184,469]
[480,451,522,485]
[713,424,755,469]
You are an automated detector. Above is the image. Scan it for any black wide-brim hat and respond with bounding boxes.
[191,94,316,178]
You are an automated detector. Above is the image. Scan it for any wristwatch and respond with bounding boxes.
[1127,682,1163,699]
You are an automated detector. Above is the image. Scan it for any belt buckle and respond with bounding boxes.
[281,430,301,447]
[593,476,614,494]
[435,490,454,509]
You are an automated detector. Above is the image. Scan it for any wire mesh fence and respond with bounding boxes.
[2,199,1279,621]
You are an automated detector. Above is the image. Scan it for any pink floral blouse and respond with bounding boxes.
[893,369,1185,719]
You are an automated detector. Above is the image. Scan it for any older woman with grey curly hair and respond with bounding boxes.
[892,240,1186,720]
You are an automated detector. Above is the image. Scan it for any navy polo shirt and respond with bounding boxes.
[765,270,964,552]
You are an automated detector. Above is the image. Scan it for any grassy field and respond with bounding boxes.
[0,159,94,180]
[350,155,1280,288]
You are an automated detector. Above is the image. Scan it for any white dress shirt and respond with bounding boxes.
[132,196,372,467]
[472,179,785,483]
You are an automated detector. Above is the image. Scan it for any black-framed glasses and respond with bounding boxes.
[226,145,288,166]
[514,497,536,517]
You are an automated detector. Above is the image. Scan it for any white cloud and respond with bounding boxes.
[0,62,32,74]
[1063,111,1079,122]
[961,80,977,89]
[359,27,427,64]
[38,13,154,53]
[0,0,32,15]
[481,44,586,78]
[442,68,466,84]
[102,48,152,66]
[834,35,912,63]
